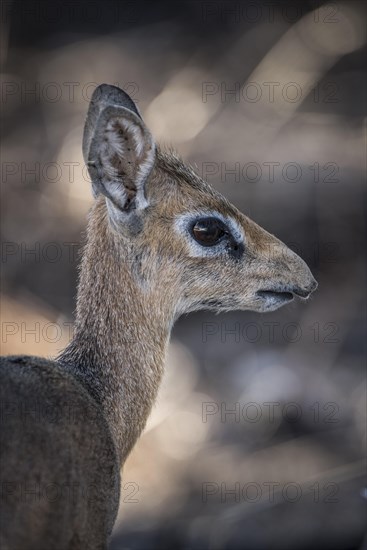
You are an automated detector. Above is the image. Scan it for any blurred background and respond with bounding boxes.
[1,1,366,548]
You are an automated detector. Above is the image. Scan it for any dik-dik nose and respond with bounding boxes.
[292,278,318,299]
[278,244,318,298]
[256,255,317,306]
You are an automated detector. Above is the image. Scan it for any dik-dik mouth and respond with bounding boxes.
[256,281,317,306]
[256,290,294,303]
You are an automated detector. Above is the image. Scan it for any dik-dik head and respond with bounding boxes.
[83,84,317,316]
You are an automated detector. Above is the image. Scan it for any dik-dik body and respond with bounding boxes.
[0,84,317,549]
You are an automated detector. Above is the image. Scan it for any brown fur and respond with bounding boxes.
[0,85,317,549]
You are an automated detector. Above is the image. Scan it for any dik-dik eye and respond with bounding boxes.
[191,217,228,247]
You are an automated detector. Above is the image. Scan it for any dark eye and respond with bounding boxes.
[191,218,227,247]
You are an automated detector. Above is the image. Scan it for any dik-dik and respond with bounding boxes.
[0,84,317,549]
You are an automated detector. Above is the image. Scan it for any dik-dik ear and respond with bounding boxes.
[83,84,156,216]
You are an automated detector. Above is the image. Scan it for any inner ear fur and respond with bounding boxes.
[84,86,156,213]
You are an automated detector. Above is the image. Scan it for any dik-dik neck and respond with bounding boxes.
[60,200,175,464]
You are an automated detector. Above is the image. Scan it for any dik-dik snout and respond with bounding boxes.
[84,84,317,316]
[170,208,317,314]
[238,222,318,312]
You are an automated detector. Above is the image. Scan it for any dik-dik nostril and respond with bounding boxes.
[292,279,318,298]
[309,279,318,292]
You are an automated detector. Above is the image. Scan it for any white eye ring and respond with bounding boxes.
[175,211,245,258]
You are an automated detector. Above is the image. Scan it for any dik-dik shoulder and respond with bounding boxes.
[0,356,120,550]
